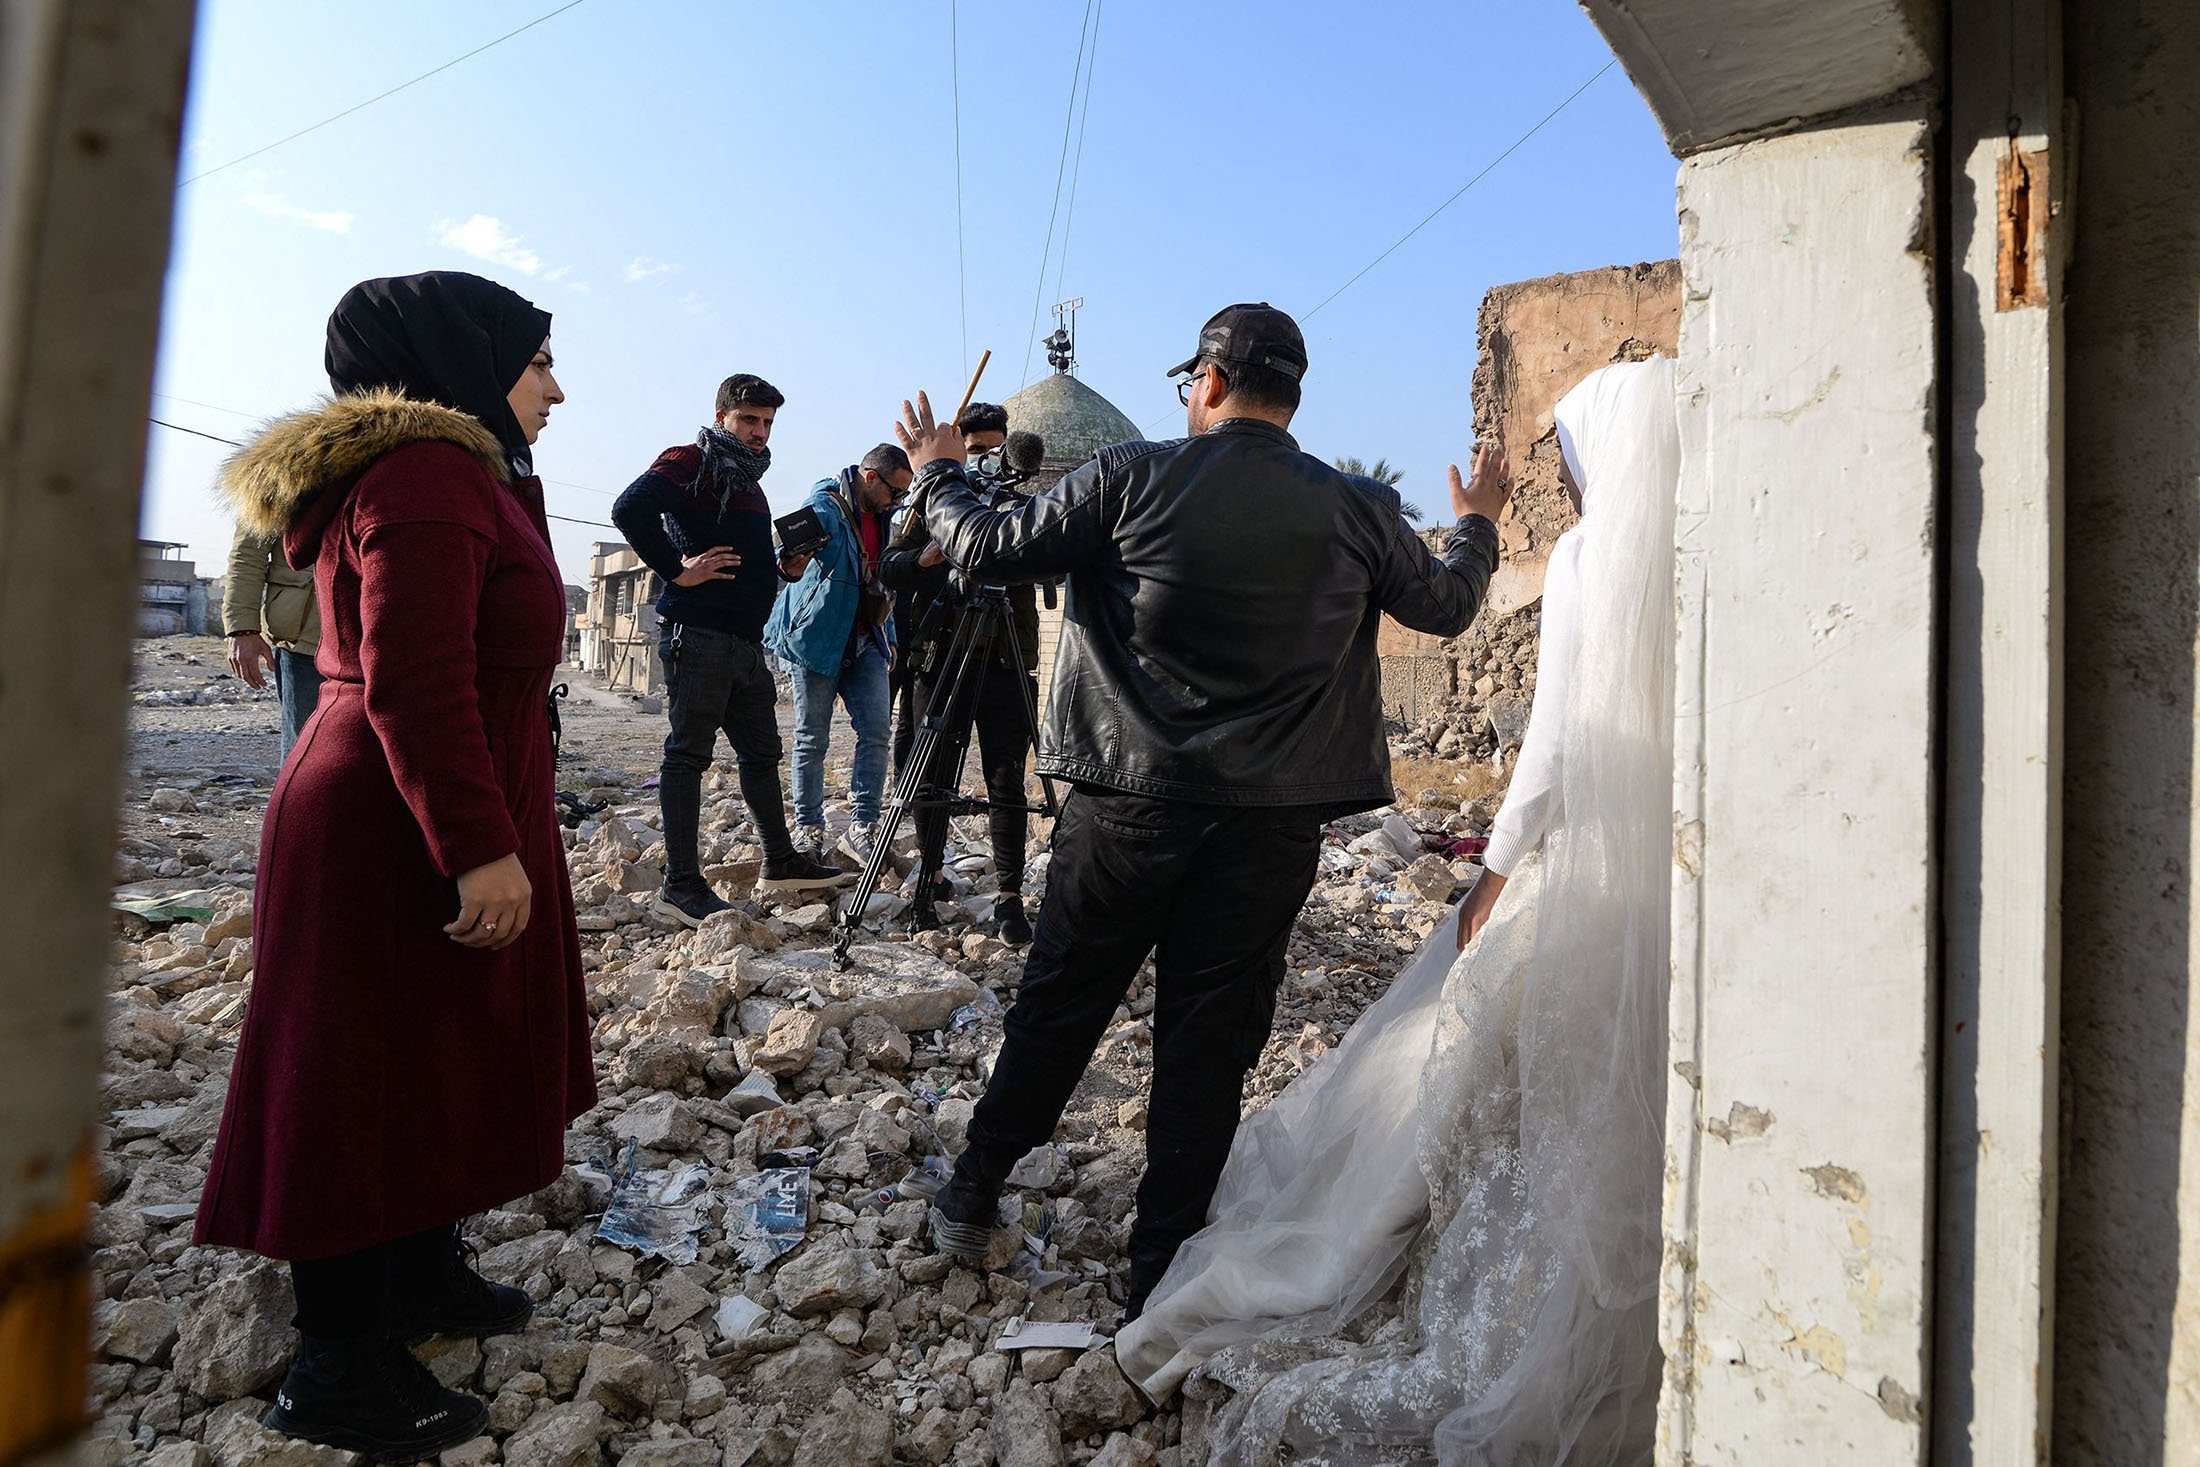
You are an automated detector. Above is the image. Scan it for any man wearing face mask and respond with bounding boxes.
[765,443,912,866]
[878,402,1043,945]
[612,373,850,929]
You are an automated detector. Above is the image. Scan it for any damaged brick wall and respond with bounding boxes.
[1385,259,1681,765]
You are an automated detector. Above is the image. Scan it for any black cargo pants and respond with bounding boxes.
[952,786,1324,1305]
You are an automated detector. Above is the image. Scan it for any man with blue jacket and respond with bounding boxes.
[765,443,912,863]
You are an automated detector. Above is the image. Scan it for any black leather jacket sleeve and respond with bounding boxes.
[1375,511,1501,637]
[918,457,1109,583]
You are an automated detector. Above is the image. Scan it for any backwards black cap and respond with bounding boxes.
[1166,302,1307,383]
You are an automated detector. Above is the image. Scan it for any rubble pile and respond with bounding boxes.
[1388,602,1541,769]
[89,649,1493,1467]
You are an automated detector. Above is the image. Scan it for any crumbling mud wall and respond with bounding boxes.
[1385,260,1681,765]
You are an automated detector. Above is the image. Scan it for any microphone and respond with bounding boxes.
[1004,431,1045,476]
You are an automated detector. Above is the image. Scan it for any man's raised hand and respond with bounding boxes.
[893,391,966,469]
[1448,441,1512,524]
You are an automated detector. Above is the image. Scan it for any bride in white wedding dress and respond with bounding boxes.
[1115,355,1679,1467]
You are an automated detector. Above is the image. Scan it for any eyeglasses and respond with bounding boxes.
[1175,370,1210,407]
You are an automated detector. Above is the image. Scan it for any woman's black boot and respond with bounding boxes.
[265,1333,487,1461]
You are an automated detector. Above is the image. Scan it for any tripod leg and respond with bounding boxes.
[833,599,996,965]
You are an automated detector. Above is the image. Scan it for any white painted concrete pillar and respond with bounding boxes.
[1935,1,2067,1460]
[1662,110,1939,1464]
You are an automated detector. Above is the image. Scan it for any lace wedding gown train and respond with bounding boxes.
[1117,357,1680,1467]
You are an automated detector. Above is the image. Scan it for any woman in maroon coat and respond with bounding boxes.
[198,272,596,1456]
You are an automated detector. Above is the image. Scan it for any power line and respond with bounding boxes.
[149,416,243,447]
[1049,0,1105,313]
[1135,60,1617,436]
[178,0,591,187]
[1299,61,1616,322]
[145,417,616,529]
[950,0,969,382]
[1018,0,1100,388]
[153,392,262,421]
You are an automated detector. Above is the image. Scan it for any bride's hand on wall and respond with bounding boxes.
[1455,868,1508,950]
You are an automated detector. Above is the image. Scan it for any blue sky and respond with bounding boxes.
[146,0,1678,583]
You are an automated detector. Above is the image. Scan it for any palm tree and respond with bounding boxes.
[1334,456,1422,521]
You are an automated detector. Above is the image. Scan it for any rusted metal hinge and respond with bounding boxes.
[1997,140,2053,310]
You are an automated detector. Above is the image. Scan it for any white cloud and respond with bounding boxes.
[436,213,544,275]
[241,191,354,234]
[624,256,678,284]
[679,291,708,318]
[542,265,571,284]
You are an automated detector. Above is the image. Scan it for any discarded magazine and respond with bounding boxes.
[728,1166,811,1271]
[593,1142,713,1267]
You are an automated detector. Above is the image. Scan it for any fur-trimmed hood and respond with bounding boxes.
[217,388,510,540]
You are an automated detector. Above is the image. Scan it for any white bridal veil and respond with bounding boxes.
[1118,355,1680,1467]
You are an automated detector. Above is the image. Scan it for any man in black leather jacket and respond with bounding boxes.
[895,303,1511,1318]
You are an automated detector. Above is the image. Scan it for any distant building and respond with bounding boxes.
[136,540,211,636]
[563,584,586,664]
[577,542,662,694]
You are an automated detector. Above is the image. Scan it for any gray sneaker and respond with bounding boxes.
[838,821,882,865]
[794,824,830,862]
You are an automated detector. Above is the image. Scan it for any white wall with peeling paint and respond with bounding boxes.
[1662,112,1938,1465]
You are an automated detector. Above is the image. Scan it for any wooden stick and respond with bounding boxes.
[948,349,992,430]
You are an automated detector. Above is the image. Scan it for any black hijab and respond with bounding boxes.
[325,271,552,475]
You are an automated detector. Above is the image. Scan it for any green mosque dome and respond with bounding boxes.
[1002,372,1144,466]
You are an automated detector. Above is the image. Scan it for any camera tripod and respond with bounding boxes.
[831,584,1058,969]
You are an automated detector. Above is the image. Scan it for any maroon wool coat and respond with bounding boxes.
[197,401,595,1261]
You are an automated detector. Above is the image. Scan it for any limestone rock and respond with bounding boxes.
[201,1398,361,1467]
[774,1244,887,1316]
[503,1399,611,1467]
[847,1013,912,1073]
[1091,1434,1158,1467]
[609,1093,701,1153]
[743,1332,851,1410]
[646,1271,714,1333]
[576,1341,678,1419]
[753,1009,825,1076]
[789,1386,894,1467]
[1055,1349,1146,1435]
[93,1294,180,1364]
[1400,854,1458,904]
[967,1351,1010,1397]
[989,1380,1066,1467]
[758,945,981,1034]
[613,1441,719,1467]
[173,1259,295,1401]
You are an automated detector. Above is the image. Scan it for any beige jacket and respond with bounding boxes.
[222,522,321,652]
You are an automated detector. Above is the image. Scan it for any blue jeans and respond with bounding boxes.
[787,642,891,828]
[275,647,322,765]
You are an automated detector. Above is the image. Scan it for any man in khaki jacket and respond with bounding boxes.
[223,523,321,762]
